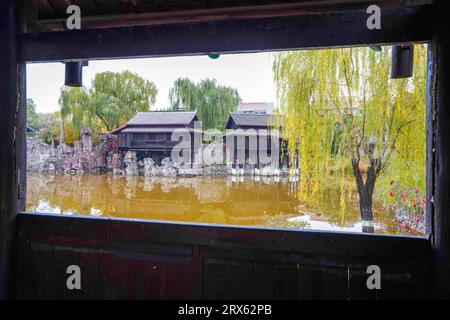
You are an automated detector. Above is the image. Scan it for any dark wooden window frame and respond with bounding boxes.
[3,1,450,299]
[18,4,435,234]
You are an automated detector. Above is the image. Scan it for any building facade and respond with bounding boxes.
[111,111,201,165]
[225,111,291,171]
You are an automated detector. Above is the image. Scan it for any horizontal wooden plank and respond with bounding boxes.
[32,1,432,31]
[21,5,433,63]
[16,212,432,299]
[18,212,431,260]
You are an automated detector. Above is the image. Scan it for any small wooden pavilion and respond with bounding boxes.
[111,111,200,165]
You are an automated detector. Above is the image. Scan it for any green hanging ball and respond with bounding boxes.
[208,54,220,59]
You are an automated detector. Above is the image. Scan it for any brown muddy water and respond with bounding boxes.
[26,172,410,235]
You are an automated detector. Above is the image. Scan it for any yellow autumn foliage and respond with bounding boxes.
[273,45,427,212]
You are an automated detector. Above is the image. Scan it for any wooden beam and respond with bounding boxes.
[32,0,432,31]
[0,0,23,300]
[18,212,430,260]
[21,4,433,63]
[31,0,56,18]
[430,0,450,300]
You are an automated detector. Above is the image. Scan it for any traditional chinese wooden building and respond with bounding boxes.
[1,0,449,301]
[225,111,291,170]
[110,111,200,165]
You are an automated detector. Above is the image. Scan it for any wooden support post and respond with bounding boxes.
[430,0,450,299]
[0,0,24,300]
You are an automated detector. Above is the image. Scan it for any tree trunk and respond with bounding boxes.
[359,190,375,233]
[352,158,376,233]
[96,112,111,132]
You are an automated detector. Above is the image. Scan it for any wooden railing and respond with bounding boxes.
[124,140,180,150]
[15,212,431,299]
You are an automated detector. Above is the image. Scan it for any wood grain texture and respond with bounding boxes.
[0,0,23,300]
[29,0,432,31]
[430,0,450,299]
[15,213,431,299]
[21,5,433,63]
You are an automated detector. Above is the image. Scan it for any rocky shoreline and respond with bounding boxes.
[27,129,293,178]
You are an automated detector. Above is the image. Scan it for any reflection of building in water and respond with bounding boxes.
[26,173,304,226]
[26,173,386,230]
[111,111,201,166]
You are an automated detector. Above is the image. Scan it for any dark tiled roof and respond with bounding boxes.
[110,111,198,134]
[121,127,202,134]
[127,111,197,126]
[229,112,271,127]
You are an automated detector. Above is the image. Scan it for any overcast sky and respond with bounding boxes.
[26,52,276,114]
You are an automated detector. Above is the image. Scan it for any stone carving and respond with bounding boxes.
[143,158,159,177]
[202,143,224,166]
[80,126,93,153]
[124,151,138,176]
[159,158,177,177]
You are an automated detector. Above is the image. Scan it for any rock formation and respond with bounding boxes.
[27,127,119,174]
[124,151,138,176]
[27,129,290,177]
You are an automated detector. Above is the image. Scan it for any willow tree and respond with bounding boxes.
[89,71,157,131]
[58,71,158,136]
[274,46,427,232]
[58,86,90,143]
[169,78,241,130]
[26,98,39,133]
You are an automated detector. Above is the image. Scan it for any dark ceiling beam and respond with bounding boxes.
[21,4,433,63]
[31,0,56,17]
[31,0,432,31]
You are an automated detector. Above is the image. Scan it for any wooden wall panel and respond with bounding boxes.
[15,213,431,300]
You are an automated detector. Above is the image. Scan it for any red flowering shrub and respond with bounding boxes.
[386,186,425,235]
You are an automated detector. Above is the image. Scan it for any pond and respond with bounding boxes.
[26,172,414,235]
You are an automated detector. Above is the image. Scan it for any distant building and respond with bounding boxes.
[26,126,34,133]
[111,111,200,165]
[226,111,272,130]
[225,111,290,170]
[237,102,274,114]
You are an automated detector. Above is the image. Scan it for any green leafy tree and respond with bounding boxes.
[26,98,39,135]
[37,112,64,145]
[89,71,157,131]
[58,71,158,138]
[274,46,427,232]
[169,78,241,130]
[59,86,90,142]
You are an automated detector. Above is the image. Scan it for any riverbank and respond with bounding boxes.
[27,134,296,177]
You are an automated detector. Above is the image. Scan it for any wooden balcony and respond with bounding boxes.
[121,140,180,151]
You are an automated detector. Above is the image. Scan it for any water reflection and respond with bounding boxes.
[26,173,394,233]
